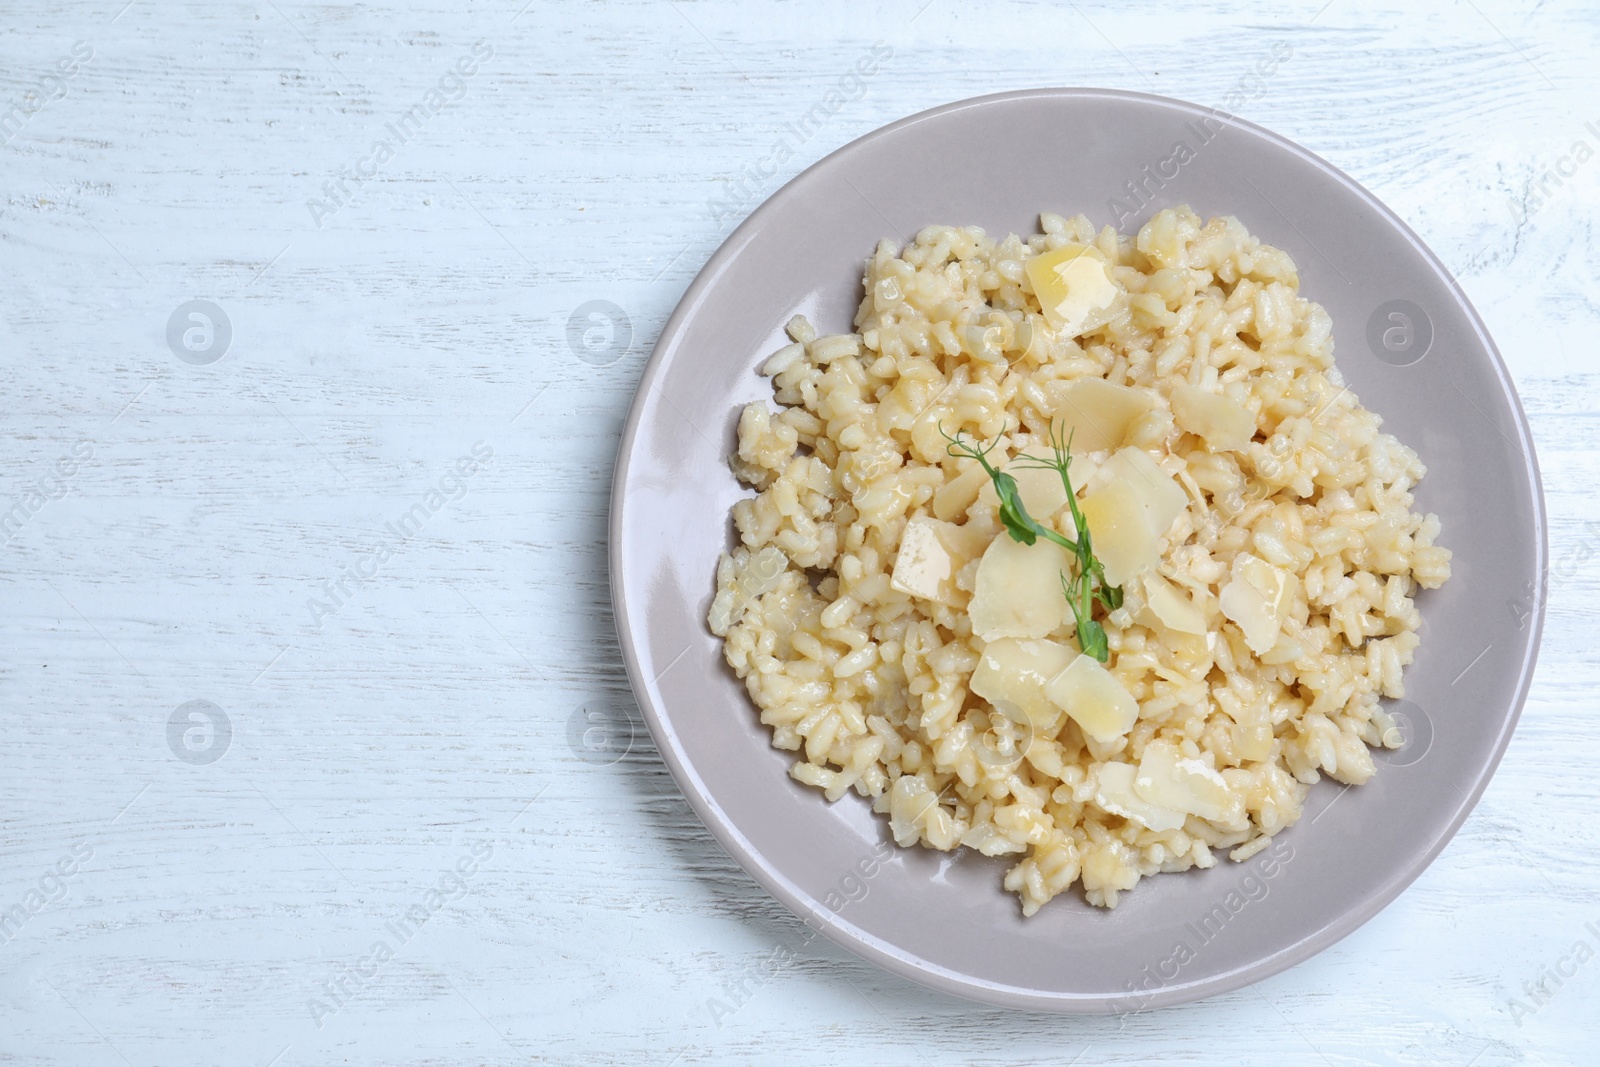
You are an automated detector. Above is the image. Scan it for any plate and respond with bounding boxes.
[609,88,1545,1012]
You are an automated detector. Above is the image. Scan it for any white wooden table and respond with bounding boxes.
[2,2,1596,1063]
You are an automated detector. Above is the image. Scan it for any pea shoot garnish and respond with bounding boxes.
[944,422,1122,661]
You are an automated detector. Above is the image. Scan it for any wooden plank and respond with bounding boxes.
[1,1,1596,1063]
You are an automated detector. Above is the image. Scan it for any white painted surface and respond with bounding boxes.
[1,1,1596,1063]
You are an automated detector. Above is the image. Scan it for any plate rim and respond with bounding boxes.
[608,86,1549,1012]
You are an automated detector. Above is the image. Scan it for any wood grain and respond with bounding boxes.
[1,1,1596,1064]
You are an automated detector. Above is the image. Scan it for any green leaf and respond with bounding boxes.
[991,472,1039,545]
[1078,619,1110,661]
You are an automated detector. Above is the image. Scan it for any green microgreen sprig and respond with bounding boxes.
[943,421,1122,661]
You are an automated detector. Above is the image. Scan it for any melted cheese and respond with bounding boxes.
[969,637,1076,737]
[1171,383,1256,452]
[968,535,1072,640]
[1025,244,1121,337]
[1044,654,1140,743]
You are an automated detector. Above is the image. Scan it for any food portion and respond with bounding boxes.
[708,207,1451,914]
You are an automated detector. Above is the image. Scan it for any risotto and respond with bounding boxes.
[707,206,1451,914]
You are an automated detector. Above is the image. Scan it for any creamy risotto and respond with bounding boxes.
[708,206,1451,914]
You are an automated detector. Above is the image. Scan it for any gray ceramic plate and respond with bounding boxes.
[609,88,1545,1012]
